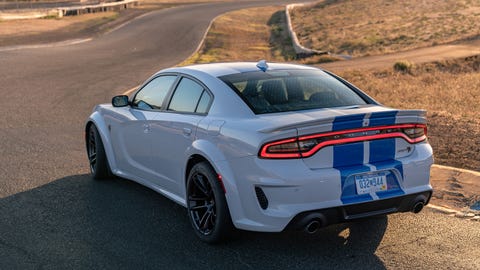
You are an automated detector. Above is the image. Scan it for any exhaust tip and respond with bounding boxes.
[305,220,321,234]
[412,201,425,213]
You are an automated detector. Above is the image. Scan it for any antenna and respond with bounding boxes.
[256,60,268,72]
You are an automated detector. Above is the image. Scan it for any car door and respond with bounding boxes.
[147,76,212,196]
[109,75,178,181]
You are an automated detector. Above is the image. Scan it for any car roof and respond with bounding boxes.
[160,62,319,77]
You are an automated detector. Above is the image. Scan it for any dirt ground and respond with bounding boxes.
[430,166,480,213]
[1,3,479,214]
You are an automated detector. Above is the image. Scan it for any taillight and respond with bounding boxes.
[259,138,301,159]
[259,124,427,159]
[403,125,427,139]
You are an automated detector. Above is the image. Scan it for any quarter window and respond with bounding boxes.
[196,91,211,114]
[133,75,177,110]
[168,77,211,114]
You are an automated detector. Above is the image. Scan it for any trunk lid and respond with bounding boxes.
[257,105,427,169]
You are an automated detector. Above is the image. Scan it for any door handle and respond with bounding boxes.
[183,128,192,136]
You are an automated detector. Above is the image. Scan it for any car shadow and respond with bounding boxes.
[0,174,387,269]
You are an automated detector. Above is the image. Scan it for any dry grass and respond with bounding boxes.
[339,57,480,123]
[290,0,480,57]
[180,6,295,65]
[339,56,480,171]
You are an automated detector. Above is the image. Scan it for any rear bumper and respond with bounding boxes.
[286,190,432,231]
[214,143,433,232]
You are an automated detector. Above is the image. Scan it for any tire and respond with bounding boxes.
[186,162,234,244]
[86,124,112,180]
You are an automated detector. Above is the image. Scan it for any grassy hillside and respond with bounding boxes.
[290,0,480,57]
[180,6,295,65]
[340,56,480,170]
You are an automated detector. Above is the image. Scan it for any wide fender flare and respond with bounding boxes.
[86,111,118,173]
[188,139,227,162]
[185,139,241,202]
[186,139,255,226]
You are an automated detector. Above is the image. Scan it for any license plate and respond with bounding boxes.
[355,173,387,195]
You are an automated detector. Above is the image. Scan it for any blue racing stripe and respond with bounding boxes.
[370,139,404,179]
[377,160,404,184]
[368,111,398,126]
[333,112,406,205]
[334,142,373,204]
[375,160,405,199]
[370,139,405,199]
[332,114,366,131]
[334,142,364,167]
[338,164,373,204]
[333,114,370,204]
[368,112,405,198]
[369,139,396,163]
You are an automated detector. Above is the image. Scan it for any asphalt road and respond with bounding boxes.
[0,1,479,269]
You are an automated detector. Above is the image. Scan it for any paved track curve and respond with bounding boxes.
[0,0,310,197]
[0,1,479,269]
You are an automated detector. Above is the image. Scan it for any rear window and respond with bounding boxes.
[219,69,368,114]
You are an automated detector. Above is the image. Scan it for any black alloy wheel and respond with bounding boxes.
[187,162,233,243]
[86,124,111,180]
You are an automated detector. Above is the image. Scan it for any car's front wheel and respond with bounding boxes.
[187,162,233,243]
[86,124,112,180]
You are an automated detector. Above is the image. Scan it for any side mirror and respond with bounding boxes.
[112,95,129,107]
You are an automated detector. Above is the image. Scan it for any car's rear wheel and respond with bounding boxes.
[87,124,111,180]
[187,162,233,243]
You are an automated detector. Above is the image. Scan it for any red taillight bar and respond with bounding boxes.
[259,137,302,159]
[259,124,427,159]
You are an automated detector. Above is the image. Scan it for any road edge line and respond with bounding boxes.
[0,38,92,52]
[179,12,222,66]
[426,204,461,215]
[0,6,175,52]
[432,164,480,176]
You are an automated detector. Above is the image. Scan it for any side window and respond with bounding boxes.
[168,77,211,114]
[133,75,177,110]
[196,91,212,114]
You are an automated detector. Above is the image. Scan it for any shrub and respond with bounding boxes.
[393,60,414,73]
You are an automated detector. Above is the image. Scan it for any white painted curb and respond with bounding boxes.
[432,164,480,176]
[285,2,326,57]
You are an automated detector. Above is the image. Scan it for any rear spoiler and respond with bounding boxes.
[258,109,427,133]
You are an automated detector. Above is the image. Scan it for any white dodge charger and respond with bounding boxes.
[85,61,433,243]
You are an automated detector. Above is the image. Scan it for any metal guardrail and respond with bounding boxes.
[0,0,138,20]
[57,0,138,17]
[0,0,80,11]
[0,1,90,11]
